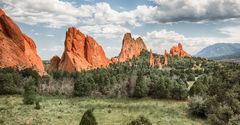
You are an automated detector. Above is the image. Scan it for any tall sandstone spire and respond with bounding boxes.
[0,8,45,75]
[117,33,147,62]
[149,49,154,66]
[164,50,168,65]
[49,27,109,72]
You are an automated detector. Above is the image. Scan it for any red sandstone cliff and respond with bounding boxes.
[117,33,147,62]
[51,27,109,72]
[0,8,45,75]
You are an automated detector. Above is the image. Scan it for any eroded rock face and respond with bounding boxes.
[48,56,61,72]
[85,36,109,68]
[154,56,162,69]
[58,27,90,72]
[164,50,168,65]
[170,43,191,57]
[149,49,154,66]
[0,9,45,75]
[110,57,118,64]
[118,33,147,62]
[55,27,109,72]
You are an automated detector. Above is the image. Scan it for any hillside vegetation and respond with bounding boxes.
[0,51,239,124]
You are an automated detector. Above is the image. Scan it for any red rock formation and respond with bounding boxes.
[110,57,118,64]
[149,49,154,66]
[58,27,90,72]
[48,56,61,72]
[85,36,109,68]
[170,43,191,57]
[55,27,109,72]
[154,56,162,69]
[0,8,45,75]
[164,50,168,65]
[118,33,147,62]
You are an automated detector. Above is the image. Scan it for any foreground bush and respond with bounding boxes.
[23,77,38,105]
[188,96,207,118]
[128,116,152,125]
[79,108,98,125]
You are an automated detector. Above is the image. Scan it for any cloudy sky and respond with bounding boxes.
[1,0,240,60]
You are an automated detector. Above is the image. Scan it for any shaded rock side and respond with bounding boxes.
[48,55,61,72]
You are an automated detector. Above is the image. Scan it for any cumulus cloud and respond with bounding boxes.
[152,0,240,23]
[144,30,218,55]
[1,0,94,28]
[79,24,130,39]
[2,0,240,28]
[219,26,240,42]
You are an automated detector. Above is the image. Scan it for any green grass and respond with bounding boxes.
[0,95,207,125]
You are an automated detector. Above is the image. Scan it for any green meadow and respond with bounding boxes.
[0,95,207,125]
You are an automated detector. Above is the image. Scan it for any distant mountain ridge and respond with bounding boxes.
[195,43,240,58]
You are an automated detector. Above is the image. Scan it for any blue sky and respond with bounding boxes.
[1,0,240,60]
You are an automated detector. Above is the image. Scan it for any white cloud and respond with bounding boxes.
[41,45,63,52]
[152,0,240,23]
[46,34,55,37]
[2,0,240,28]
[1,0,93,28]
[79,24,130,39]
[106,46,121,57]
[144,30,218,55]
[146,30,184,42]
[219,26,240,42]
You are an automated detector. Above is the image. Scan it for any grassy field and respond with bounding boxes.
[0,95,207,125]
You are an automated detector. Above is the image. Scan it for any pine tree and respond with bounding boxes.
[79,109,98,125]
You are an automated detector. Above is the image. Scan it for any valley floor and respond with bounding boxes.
[0,96,207,125]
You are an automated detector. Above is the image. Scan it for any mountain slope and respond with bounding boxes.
[196,43,240,58]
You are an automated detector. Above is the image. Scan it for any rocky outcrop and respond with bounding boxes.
[85,36,109,68]
[0,8,45,75]
[117,33,147,62]
[149,49,163,69]
[48,55,61,72]
[149,49,154,66]
[110,57,118,64]
[164,50,168,65]
[52,27,109,72]
[170,43,191,57]
[154,56,162,69]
